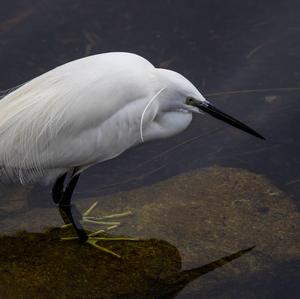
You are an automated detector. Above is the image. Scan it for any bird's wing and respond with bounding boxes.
[0,53,156,183]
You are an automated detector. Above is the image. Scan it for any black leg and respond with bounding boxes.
[52,173,67,204]
[57,168,88,242]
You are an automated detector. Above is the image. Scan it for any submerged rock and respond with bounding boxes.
[0,228,253,299]
[0,166,299,298]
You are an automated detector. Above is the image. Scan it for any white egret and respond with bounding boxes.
[0,52,264,254]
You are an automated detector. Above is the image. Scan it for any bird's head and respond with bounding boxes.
[147,68,264,141]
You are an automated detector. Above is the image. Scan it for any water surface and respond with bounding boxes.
[0,1,299,298]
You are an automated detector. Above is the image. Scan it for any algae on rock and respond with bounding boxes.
[0,166,299,298]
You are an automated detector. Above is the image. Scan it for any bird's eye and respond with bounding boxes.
[186,97,194,105]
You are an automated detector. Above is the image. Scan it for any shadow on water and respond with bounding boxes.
[0,227,254,299]
[1,166,299,298]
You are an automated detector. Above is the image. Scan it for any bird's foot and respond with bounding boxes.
[82,201,133,232]
[86,236,139,258]
[61,233,139,258]
[59,201,136,257]
[60,201,132,234]
[86,238,121,258]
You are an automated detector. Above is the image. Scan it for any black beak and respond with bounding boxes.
[194,101,265,140]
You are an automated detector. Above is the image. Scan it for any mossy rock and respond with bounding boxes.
[0,228,253,299]
[0,166,299,298]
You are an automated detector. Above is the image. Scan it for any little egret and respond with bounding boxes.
[0,52,264,254]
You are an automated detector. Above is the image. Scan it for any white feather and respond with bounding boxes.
[0,53,155,183]
[0,52,202,184]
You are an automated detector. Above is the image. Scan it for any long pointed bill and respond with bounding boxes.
[194,101,265,140]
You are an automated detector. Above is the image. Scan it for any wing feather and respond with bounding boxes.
[0,52,155,183]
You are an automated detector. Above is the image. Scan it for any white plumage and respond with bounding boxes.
[0,52,264,250]
[0,52,203,184]
[0,52,263,187]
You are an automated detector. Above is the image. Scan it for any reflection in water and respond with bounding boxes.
[0,166,299,298]
[0,227,253,299]
[156,246,254,299]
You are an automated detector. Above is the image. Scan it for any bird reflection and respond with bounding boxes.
[0,228,254,299]
[156,246,254,299]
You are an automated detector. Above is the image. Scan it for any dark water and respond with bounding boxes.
[0,1,299,298]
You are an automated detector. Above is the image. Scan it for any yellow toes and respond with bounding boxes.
[86,238,121,258]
